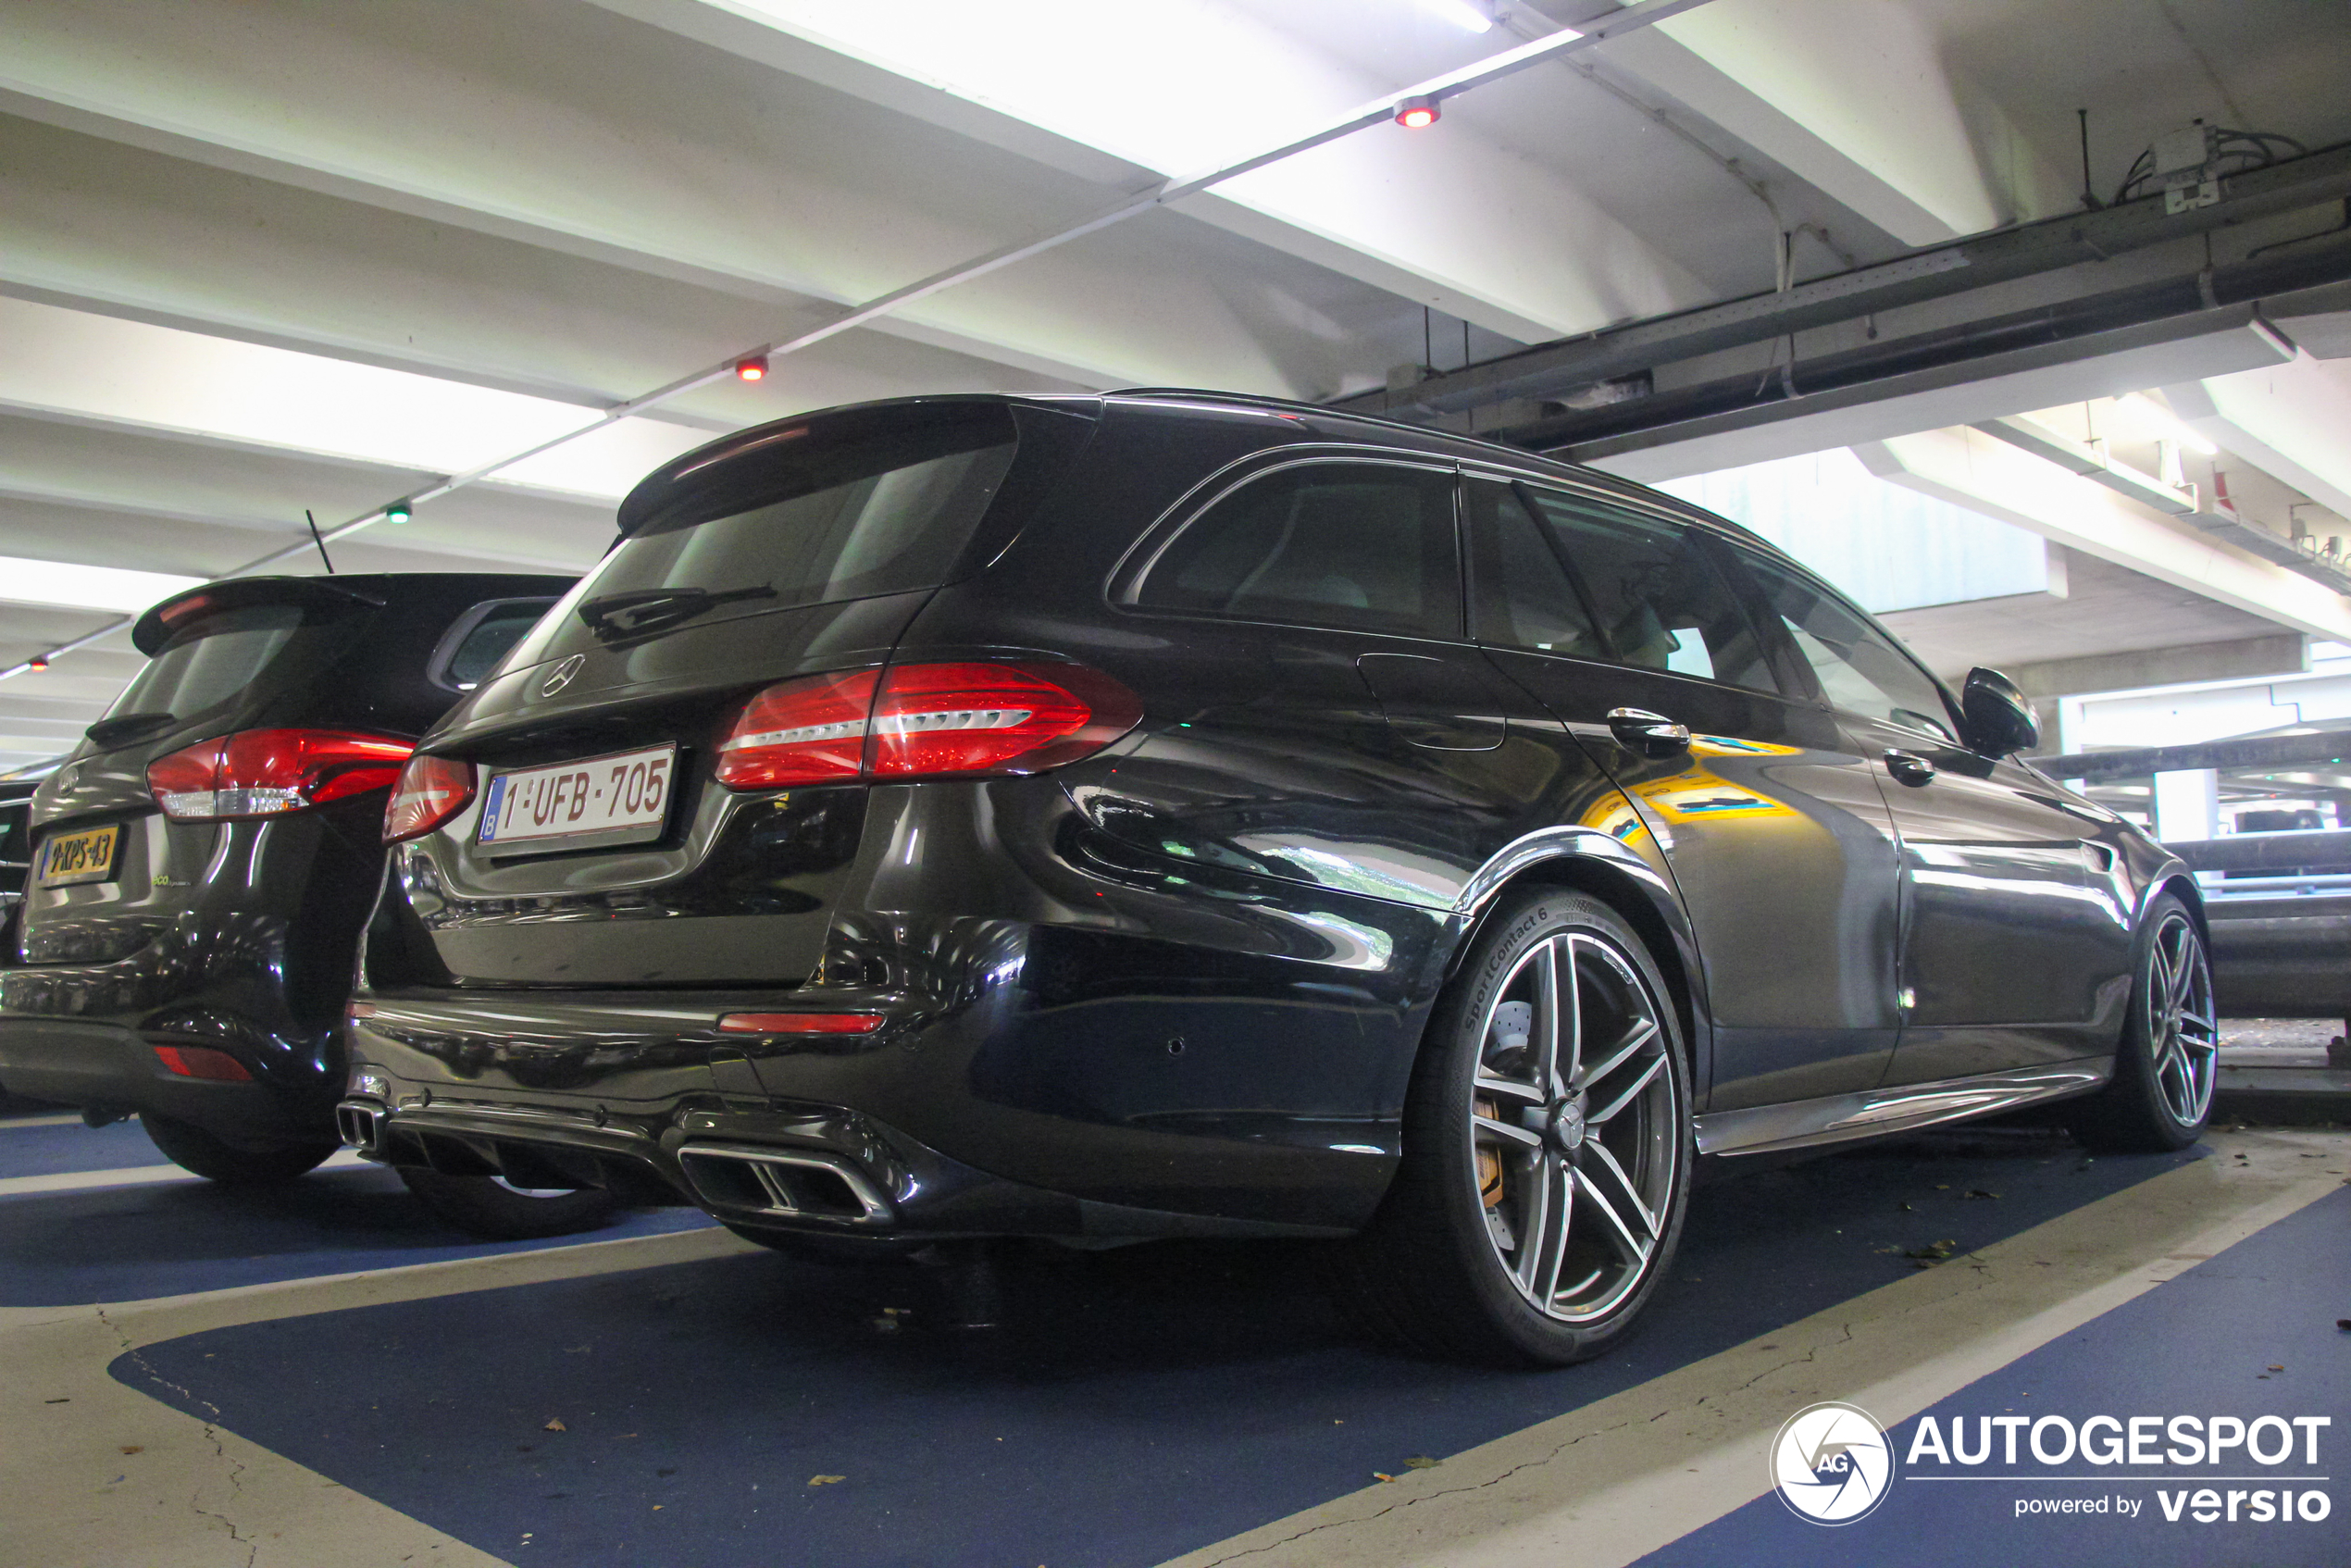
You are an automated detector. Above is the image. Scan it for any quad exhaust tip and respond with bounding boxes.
[334,1101,384,1154]
[677,1142,892,1225]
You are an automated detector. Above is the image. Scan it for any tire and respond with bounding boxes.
[397,1166,622,1240]
[1331,889,1693,1367]
[2067,892,2217,1153]
[139,1113,339,1185]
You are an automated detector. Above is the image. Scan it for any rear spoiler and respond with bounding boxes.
[132,577,389,656]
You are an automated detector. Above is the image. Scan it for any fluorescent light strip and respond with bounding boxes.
[0,555,206,616]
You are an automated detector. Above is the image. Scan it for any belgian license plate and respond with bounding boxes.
[38,823,121,888]
[477,745,675,853]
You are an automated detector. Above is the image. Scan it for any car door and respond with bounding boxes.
[1096,454,1574,913]
[1468,475,1908,1109]
[1731,548,2134,1084]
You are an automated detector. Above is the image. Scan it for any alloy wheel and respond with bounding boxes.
[2147,910,2218,1127]
[1468,930,1680,1324]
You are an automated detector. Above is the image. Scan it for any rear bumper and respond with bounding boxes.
[342,975,1397,1241]
[0,1016,327,1139]
[338,1074,1346,1242]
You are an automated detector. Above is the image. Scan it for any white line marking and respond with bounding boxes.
[0,1148,368,1198]
[0,1112,91,1129]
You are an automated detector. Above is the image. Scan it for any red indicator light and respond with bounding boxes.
[154,1045,254,1081]
[26,657,48,672]
[734,355,768,381]
[716,1013,887,1035]
[1396,96,1440,129]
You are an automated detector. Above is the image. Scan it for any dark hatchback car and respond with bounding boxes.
[342,392,2212,1363]
[0,572,609,1235]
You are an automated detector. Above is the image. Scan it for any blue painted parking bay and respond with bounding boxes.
[1636,1184,2351,1568]
[101,1127,2217,1567]
[0,1109,712,1308]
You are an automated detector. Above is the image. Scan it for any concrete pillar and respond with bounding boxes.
[2152,768,2220,842]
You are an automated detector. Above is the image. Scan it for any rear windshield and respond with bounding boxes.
[104,604,309,725]
[507,409,1018,666]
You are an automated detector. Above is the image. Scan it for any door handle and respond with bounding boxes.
[1606,707,1691,756]
[1884,750,1936,787]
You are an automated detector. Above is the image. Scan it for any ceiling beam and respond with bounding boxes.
[1857,426,2351,643]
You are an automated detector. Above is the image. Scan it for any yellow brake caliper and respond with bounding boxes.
[1476,1096,1506,1207]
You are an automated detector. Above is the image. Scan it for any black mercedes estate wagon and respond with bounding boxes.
[341,391,2213,1363]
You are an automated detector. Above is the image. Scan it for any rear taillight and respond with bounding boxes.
[146,729,414,822]
[715,661,1141,790]
[382,754,477,843]
[714,670,879,789]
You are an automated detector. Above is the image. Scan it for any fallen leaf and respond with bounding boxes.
[2269,1364,2284,1371]
[652,1504,664,1511]
[118,1446,143,1455]
[543,1419,566,1433]
[42,1399,68,1405]
[1904,1238,1959,1264]
[1372,1473,1397,1483]
[809,1475,847,1487]
[1963,1189,1999,1201]
[2337,1319,2350,1331]
[1404,1456,1440,1469]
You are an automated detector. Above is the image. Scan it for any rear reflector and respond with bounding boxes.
[153,1045,253,1081]
[715,1013,887,1035]
[383,754,478,843]
[715,662,1141,790]
[147,729,415,822]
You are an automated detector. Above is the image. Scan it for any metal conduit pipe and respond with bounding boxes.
[1491,229,2351,456]
[1338,142,2351,422]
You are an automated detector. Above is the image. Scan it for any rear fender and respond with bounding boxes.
[1443,826,1712,1105]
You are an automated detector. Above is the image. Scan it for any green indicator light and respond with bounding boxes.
[385,500,413,524]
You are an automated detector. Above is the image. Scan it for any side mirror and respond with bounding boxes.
[1960,667,2038,758]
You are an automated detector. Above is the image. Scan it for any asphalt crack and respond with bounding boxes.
[95,1306,257,1568]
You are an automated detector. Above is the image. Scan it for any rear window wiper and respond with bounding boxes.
[84,712,181,751]
[575,586,776,643]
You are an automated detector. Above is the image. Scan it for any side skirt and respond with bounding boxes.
[1694,1060,2112,1158]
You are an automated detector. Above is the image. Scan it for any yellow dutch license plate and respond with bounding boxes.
[38,823,121,888]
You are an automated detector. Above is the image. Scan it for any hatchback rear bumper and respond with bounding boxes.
[0,1016,326,1139]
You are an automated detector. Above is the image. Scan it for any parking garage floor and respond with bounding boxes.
[2,1103,2343,1568]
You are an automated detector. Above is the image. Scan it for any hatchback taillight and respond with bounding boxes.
[715,662,1141,790]
[382,754,478,843]
[146,729,415,822]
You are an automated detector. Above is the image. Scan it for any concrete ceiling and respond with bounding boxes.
[3,0,2350,767]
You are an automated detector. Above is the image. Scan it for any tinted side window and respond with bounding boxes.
[430,598,559,692]
[1523,491,1777,692]
[1465,479,1605,657]
[1137,462,1461,639]
[1739,551,1957,741]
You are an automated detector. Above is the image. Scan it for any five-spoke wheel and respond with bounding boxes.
[1469,929,1679,1325]
[1333,890,1691,1366]
[2069,892,2217,1153]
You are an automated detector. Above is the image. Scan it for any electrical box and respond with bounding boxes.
[2154,121,2222,214]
